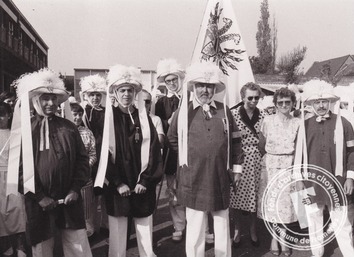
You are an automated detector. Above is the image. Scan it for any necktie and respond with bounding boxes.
[202,104,212,120]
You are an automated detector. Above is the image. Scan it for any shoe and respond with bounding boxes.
[205,233,214,245]
[251,238,260,247]
[281,245,292,256]
[172,230,183,242]
[231,233,241,248]
[232,238,241,248]
[270,238,280,256]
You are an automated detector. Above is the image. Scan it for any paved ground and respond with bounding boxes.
[86,178,347,257]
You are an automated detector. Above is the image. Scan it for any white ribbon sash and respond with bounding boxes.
[94,87,113,188]
[6,92,35,195]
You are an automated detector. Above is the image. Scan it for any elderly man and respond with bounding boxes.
[95,64,163,257]
[9,69,91,257]
[299,80,354,257]
[167,62,243,257]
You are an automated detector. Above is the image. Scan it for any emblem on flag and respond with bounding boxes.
[201,2,245,76]
[192,0,255,106]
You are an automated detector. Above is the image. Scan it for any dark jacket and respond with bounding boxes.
[25,115,90,245]
[105,106,163,218]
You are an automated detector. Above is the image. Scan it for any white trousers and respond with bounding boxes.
[185,207,231,257]
[166,174,186,232]
[31,228,92,257]
[108,215,156,257]
[307,206,354,257]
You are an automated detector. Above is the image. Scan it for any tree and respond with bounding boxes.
[255,0,273,74]
[270,14,278,73]
[277,46,307,84]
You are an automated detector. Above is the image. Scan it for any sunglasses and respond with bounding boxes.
[277,100,292,107]
[144,99,152,104]
[247,96,260,101]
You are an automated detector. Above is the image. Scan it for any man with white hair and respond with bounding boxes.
[168,62,243,257]
[298,79,354,257]
[95,64,163,257]
[10,68,91,257]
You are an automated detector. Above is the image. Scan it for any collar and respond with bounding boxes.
[166,91,181,99]
[192,97,217,110]
[315,113,330,123]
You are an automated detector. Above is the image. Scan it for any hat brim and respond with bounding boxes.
[109,82,142,94]
[83,89,106,94]
[304,94,339,105]
[29,88,70,104]
[157,71,185,83]
[187,80,225,94]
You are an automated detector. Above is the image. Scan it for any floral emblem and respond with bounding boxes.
[122,72,132,83]
[201,2,245,75]
[203,71,214,83]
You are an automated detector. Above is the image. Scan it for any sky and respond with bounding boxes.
[12,0,354,76]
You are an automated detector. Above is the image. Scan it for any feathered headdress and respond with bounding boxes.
[80,74,107,94]
[156,58,185,83]
[14,68,69,104]
[301,79,339,104]
[107,64,142,93]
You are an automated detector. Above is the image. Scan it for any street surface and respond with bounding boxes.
[86,178,347,257]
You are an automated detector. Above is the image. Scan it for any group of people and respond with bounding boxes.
[0,58,354,257]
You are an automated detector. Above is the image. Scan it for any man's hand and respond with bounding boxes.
[64,191,79,205]
[117,184,131,197]
[38,196,57,211]
[344,178,354,195]
[232,173,242,189]
[134,184,147,194]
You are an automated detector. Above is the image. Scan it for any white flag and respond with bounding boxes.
[191,0,254,107]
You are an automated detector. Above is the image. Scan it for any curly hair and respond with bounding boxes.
[273,87,296,105]
[240,82,262,99]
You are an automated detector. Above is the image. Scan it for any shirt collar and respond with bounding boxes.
[192,97,217,110]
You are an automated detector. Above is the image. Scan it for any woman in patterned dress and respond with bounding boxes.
[257,88,300,256]
[229,82,264,247]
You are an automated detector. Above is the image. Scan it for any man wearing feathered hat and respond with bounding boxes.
[155,58,187,242]
[8,68,92,257]
[167,62,243,257]
[297,79,354,257]
[94,64,163,257]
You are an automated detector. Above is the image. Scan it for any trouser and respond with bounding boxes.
[108,215,156,257]
[185,207,230,257]
[31,228,92,257]
[166,174,186,232]
[307,205,354,257]
[81,180,95,234]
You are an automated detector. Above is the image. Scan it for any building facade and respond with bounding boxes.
[0,0,48,92]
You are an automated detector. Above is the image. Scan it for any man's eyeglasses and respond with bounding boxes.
[277,100,292,107]
[144,100,152,104]
[247,96,260,101]
[165,78,178,85]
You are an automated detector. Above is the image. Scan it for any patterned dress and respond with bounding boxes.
[229,106,264,212]
[257,114,300,224]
